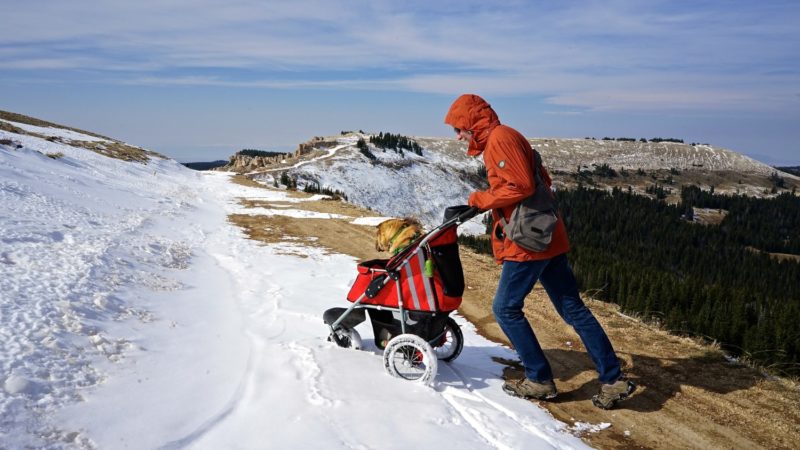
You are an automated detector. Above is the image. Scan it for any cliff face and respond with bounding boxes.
[223,153,286,172]
[216,137,338,172]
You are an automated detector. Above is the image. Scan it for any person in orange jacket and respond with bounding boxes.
[445,94,636,409]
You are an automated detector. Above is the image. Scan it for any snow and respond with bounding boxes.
[251,136,488,236]
[350,216,394,226]
[1,130,591,448]
[229,205,349,220]
[569,422,611,435]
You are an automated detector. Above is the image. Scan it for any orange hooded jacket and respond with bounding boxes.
[445,94,570,263]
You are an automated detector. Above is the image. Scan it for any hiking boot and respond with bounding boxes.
[502,378,557,400]
[592,377,636,409]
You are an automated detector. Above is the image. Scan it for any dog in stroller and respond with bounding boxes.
[324,206,480,385]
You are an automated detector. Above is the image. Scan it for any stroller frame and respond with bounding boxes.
[328,206,478,336]
[325,206,480,385]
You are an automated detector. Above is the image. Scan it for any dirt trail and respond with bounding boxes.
[228,176,800,449]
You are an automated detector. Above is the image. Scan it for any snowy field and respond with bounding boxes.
[1,125,594,449]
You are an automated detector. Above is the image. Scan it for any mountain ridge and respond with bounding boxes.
[232,132,798,229]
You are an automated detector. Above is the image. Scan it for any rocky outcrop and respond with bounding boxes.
[223,153,285,171]
[216,137,338,173]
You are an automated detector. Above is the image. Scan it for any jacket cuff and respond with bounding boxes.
[467,192,478,207]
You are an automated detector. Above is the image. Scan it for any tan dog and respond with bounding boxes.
[375,217,423,255]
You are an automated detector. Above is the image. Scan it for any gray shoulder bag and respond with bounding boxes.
[498,149,559,252]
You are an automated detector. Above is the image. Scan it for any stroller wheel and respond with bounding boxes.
[383,334,437,386]
[432,317,464,362]
[328,327,362,350]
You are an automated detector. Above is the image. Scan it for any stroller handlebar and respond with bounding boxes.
[385,205,483,272]
[442,205,482,225]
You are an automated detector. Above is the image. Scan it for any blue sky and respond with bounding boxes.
[1,0,798,164]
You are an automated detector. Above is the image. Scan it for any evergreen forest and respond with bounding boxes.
[370,132,423,156]
[181,160,227,171]
[238,149,286,158]
[460,186,800,375]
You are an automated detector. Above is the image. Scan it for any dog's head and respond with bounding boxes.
[375,218,423,254]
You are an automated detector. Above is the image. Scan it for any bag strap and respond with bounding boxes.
[531,147,545,187]
[498,146,547,230]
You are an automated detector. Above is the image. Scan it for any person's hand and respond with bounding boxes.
[468,192,478,207]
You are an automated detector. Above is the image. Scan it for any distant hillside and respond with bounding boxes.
[532,138,772,174]
[248,133,487,231]
[244,132,799,229]
[0,110,165,162]
[0,110,113,140]
[526,138,800,200]
[217,137,339,173]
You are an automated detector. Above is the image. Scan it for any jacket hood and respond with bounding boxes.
[444,94,501,156]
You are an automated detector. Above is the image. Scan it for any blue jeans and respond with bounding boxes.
[492,253,622,384]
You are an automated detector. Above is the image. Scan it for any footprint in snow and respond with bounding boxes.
[286,342,334,407]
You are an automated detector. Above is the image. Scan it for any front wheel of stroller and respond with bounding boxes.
[432,317,464,362]
[328,327,362,350]
[383,334,437,386]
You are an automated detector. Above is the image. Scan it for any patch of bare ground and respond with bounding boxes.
[228,175,384,260]
[691,207,729,226]
[73,140,162,162]
[745,246,800,263]
[227,175,800,450]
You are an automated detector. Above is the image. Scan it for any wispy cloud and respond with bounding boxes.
[2,0,799,112]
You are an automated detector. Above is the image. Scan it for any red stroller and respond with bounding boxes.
[324,206,480,385]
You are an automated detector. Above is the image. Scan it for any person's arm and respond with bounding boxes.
[468,139,534,210]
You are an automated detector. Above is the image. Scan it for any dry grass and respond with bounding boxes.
[692,207,729,225]
[0,120,26,134]
[767,252,800,262]
[746,246,800,263]
[75,140,163,163]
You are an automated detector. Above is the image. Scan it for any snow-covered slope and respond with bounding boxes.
[1,120,592,448]
[252,135,489,234]
[1,122,251,447]
[247,133,795,234]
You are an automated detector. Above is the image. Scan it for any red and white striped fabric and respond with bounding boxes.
[346,227,461,312]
